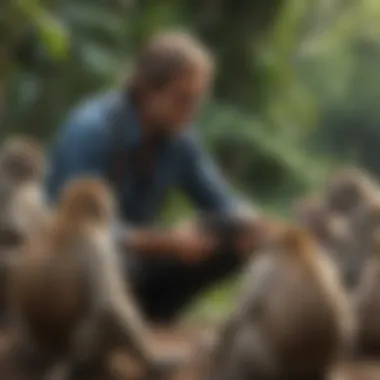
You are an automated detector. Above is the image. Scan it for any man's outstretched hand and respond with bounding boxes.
[171,220,217,264]
[123,214,277,264]
[123,222,217,264]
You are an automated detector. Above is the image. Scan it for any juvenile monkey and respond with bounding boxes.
[0,136,49,323]
[295,166,380,290]
[208,224,354,380]
[9,178,179,379]
[293,195,359,289]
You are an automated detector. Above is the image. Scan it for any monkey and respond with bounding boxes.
[206,223,354,380]
[8,177,182,380]
[321,167,380,289]
[294,169,380,291]
[293,195,363,290]
[0,135,49,324]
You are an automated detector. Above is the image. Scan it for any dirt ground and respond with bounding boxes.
[111,324,218,380]
[2,325,380,380]
[0,324,217,380]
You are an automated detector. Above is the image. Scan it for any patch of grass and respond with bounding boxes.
[182,275,242,323]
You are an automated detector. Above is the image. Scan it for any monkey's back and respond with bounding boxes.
[262,251,351,374]
[11,232,91,352]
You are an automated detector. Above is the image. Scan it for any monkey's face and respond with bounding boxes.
[60,178,116,224]
[325,167,376,216]
[0,138,45,182]
[326,183,362,216]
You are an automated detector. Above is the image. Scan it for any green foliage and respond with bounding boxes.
[2,0,332,210]
[5,0,379,211]
[16,0,70,60]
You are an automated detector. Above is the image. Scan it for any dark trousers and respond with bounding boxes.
[125,246,243,324]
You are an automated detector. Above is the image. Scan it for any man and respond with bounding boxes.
[46,32,258,323]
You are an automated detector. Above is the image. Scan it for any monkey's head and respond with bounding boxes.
[324,167,376,215]
[59,178,116,225]
[276,225,317,256]
[0,136,46,183]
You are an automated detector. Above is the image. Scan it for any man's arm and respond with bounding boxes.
[122,133,235,260]
[178,132,263,257]
[179,132,236,215]
[116,222,216,263]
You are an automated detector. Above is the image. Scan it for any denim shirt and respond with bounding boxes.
[45,91,236,226]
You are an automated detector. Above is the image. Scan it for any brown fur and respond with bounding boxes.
[353,222,380,359]
[338,193,380,294]
[9,178,180,379]
[324,167,378,217]
[207,224,354,380]
[332,360,380,380]
[294,196,329,242]
[0,136,49,324]
[321,167,380,289]
[294,190,376,290]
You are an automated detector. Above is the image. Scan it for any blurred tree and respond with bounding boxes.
[298,0,380,178]
[183,0,285,111]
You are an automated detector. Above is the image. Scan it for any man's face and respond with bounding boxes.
[144,70,210,136]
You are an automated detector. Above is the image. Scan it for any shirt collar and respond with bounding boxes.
[112,90,180,151]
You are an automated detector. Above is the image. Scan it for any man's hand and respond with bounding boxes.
[122,222,216,263]
[171,220,217,264]
[234,215,279,257]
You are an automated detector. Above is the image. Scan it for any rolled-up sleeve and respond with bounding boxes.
[180,132,236,215]
[45,115,106,204]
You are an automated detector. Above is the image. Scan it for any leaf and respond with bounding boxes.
[59,4,126,37]
[79,42,121,77]
[15,0,70,60]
